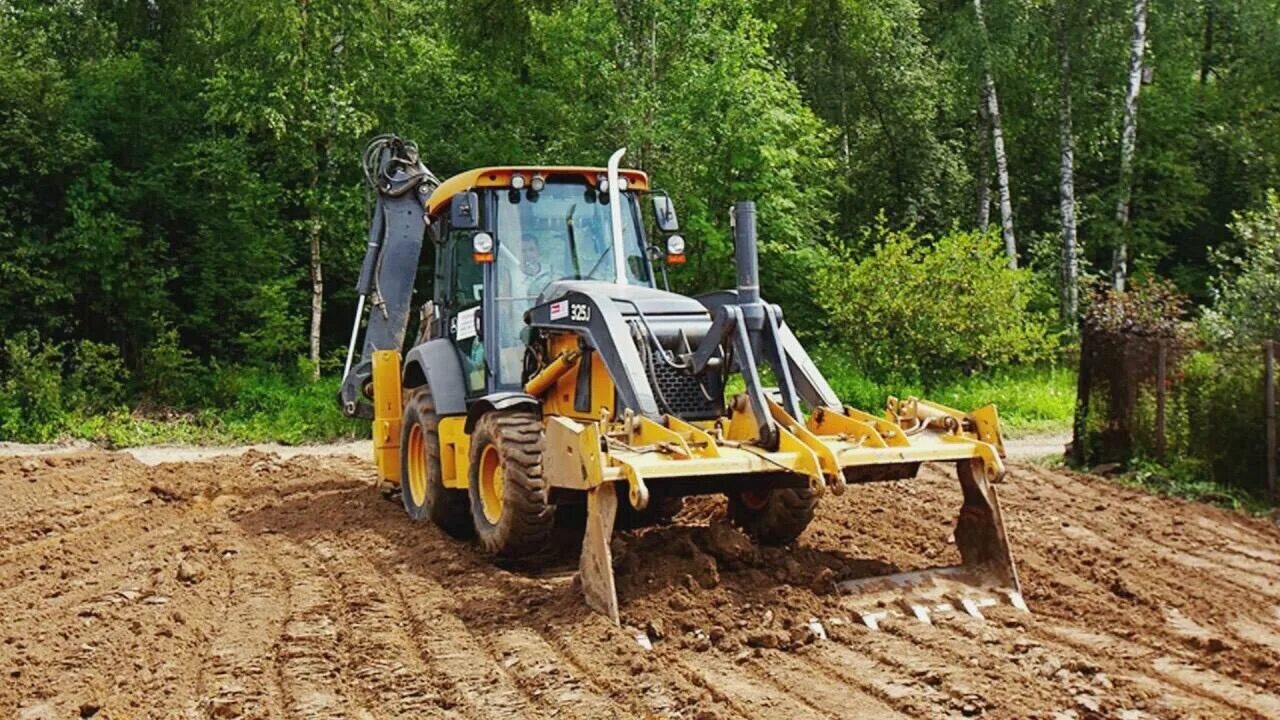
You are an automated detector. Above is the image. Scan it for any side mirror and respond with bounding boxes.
[450,191,480,230]
[652,194,679,232]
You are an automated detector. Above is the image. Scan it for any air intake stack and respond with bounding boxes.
[732,201,766,332]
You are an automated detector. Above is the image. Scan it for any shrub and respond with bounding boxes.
[813,224,1055,381]
[0,332,67,442]
[1202,190,1280,345]
[137,325,201,408]
[65,339,128,414]
[1174,350,1266,493]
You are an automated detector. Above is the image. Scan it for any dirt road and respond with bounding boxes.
[3,448,1278,719]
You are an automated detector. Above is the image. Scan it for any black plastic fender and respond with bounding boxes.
[403,338,468,416]
[464,392,541,433]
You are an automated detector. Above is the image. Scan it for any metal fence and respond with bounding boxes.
[1073,334,1277,506]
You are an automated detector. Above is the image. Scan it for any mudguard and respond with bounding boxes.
[403,339,467,416]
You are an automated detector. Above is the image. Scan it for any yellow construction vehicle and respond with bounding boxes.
[339,136,1023,625]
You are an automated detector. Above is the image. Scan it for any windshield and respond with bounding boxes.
[490,179,650,387]
[494,180,649,299]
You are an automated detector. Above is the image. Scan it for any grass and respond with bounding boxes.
[810,351,1076,437]
[1114,458,1273,514]
[58,367,366,448]
[22,357,1075,448]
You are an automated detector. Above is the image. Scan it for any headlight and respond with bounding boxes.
[473,232,494,254]
[666,235,685,255]
[510,174,526,190]
[617,176,629,191]
[530,173,545,192]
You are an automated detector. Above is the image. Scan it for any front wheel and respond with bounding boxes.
[727,486,818,545]
[467,409,555,559]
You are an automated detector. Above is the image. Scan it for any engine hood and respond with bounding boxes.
[538,280,710,318]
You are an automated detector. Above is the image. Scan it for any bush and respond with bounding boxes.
[65,339,128,414]
[813,224,1055,381]
[1174,350,1267,492]
[1202,190,1280,345]
[138,326,200,407]
[0,332,66,442]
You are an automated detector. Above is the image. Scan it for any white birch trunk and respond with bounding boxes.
[976,98,992,232]
[974,0,1017,268]
[308,217,323,380]
[1112,0,1148,291]
[1057,1,1079,321]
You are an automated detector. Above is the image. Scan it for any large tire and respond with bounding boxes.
[400,387,472,538]
[727,487,818,545]
[467,410,555,559]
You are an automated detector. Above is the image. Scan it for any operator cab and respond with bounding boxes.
[426,167,664,396]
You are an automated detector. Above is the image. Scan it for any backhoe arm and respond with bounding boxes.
[339,136,438,418]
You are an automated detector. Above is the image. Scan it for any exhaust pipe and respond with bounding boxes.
[732,201,760,305]
[732,201,766,333]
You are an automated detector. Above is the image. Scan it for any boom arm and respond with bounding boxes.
[339,136,438,418]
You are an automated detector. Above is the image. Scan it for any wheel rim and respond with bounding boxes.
[478,444,505,525]
[739,488,771,511]
[406,423,428,507]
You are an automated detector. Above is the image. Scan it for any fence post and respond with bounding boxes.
[1266,339,1276,506]
[1156,339,1167,461]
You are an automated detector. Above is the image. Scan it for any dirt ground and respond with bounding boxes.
[3,448,1279,720]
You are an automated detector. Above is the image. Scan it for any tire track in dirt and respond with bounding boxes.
[319,538,472,719]
[672,651,840,720]
[739,647,910,719]
[1036,621,1280,718]
[266,536,361,719]
[192,522,289,719]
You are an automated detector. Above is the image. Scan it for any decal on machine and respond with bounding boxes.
[549,300,569,320]
[453,306,479,341]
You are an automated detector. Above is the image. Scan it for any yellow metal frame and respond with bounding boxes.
[535,394,1007,505]
[371,350,403,484]
[427,166,651,217]
[438,416,471,490]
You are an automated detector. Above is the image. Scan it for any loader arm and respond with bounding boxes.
[339,136,437,418]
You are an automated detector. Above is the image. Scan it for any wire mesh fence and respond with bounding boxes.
[1070,282,1277,505]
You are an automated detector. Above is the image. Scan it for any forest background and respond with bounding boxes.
[2,0,1277,501]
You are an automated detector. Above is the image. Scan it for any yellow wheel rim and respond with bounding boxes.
[406,423,428,507]
[478,444,505,525]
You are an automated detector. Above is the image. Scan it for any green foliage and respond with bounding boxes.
[813,349,1075,435]
[138,327,200,408]
[1203,190,1280,345]
[1119,457,1266,513]
[0,332,66,442]
[65,340,127,414]
[814,223,1055,381]
[1170,350,1267,494]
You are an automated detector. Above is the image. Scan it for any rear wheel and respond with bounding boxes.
[468,410,555,558]
[727,486,818,545]
[400,388,472,538]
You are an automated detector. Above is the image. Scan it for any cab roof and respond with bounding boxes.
[426,166,650,217]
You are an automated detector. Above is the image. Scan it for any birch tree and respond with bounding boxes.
[976,98,992,232]
[1111,0,1149,291]
[973,0,1017,268]
[1057,0,1079,320]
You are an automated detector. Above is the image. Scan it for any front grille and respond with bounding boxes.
[647,357,723,420]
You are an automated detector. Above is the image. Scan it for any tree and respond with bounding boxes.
[973,0,1018,268]
[203,0,379,378]
[1057,0,1079,321]
[1111,0,1149,290]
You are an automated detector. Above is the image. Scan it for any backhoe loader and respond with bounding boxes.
[339,135,1024,626]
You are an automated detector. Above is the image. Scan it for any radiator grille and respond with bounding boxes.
[647,358,723,420]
